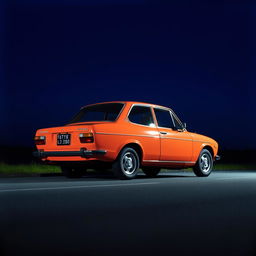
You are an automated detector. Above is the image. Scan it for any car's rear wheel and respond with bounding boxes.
[61,166,85,178]
[142,167,161,178]
[193,149,213,177]
[112,147,140,180]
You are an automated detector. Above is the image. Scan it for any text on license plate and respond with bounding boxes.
[57,134,71,145]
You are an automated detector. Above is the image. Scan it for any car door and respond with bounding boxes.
[153,108,193,162]
[127,105,161,161]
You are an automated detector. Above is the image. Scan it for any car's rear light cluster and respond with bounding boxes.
[34,136,46,145]
[79,133,94,143]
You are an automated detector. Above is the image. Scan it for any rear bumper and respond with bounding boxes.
[33,149,107,158]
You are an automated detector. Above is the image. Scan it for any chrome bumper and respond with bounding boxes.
[215,155,221,161]
[33,149,107,158]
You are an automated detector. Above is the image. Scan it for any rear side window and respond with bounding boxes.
[128,106,155,127]
[154,108,175,129]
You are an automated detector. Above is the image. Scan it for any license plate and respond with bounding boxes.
[57,134,71,145]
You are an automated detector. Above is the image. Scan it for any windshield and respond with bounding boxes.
[68,103,124,124]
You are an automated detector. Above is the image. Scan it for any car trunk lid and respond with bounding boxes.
[37,125,95,150]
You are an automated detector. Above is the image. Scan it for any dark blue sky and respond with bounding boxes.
[1,1,255,149]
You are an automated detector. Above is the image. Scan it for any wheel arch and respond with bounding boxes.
[116,141,144,163]
[202,145,214,158]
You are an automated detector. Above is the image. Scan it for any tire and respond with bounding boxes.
[193,149,213,177]
[142,167,161,178]
[61,166,85,178]
[112,147,140,180]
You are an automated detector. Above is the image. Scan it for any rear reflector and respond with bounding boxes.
[34,136,46,145]
[79,133,94,143]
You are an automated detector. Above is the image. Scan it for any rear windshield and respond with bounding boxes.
[68,103,124,124]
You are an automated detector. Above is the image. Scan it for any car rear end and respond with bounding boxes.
[34,124,108,162]
[33,102,125,164]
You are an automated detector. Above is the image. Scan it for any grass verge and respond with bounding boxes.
[0,162,255,176]
[0,162,61,175]
[213,164,256,171]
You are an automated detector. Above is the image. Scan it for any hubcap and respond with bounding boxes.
[200,153,211,173]
[121,152,137,175]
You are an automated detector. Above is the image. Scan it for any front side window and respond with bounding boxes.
[69,103,124,124]
[154,108,175,129]
[128,106,155,127]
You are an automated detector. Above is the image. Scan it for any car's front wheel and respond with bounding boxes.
[112,147,140,180]
[61,166,85,178]
[193,149,213,177]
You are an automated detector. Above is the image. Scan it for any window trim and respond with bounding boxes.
[127,104,157,128]
[153,107,175,130]
[170,110,184,130]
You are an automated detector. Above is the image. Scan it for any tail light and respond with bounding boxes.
[79,133,94,143]
[34,136,46,145]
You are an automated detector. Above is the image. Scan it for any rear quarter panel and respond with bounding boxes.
[93,122,160,162]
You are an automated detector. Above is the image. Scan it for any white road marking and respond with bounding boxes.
[0,182,160,193]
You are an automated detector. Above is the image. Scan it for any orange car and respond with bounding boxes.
[33,101,220,179]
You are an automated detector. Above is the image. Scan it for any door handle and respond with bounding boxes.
[160,131,168,135]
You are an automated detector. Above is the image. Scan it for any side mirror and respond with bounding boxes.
[183,122,187,129]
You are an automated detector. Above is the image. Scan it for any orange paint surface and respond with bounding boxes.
[34,101,218,169]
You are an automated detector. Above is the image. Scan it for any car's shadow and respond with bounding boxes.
[137,174,195,179]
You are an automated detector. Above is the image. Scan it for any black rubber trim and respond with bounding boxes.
[33,149,106,158]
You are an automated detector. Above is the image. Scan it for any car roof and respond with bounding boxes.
[81,101,171,110]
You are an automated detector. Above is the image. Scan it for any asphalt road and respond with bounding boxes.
[1,171,256,256]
